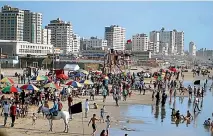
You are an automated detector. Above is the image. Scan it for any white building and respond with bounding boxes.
[159,42,169,56]
[159,28,176,55]
[81,37,107,50]
[105,25,125,50]
[0,40,53,56]
[174,30,184,55]
[46,18,73,54]
[23,10,42,44]
[0,5,42,44]
[0,5,24,41]
[71,34,80,54]
[132,33,148,51]
[189,41,196,56]
[41,28,51,45]
[149,31,160,54]
[150,28,185,56]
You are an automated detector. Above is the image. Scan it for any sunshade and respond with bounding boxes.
[75,72,85,77]
[78,69,89,75]
[36,75,49,81]
[79,80,93,85]
[2,86,21,93]
[20,84,39,91]
[44,83,60,89]
[1,77,14,84]
[66,80,74,86]
[71,81,82,88]
[57,74,69,80]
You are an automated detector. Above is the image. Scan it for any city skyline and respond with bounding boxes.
[0,1,212,50]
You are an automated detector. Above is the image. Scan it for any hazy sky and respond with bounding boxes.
[0,1,213,50]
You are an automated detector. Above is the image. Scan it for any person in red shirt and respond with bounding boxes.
[10,102,17,127]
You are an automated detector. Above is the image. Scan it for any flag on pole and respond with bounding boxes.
[70,102,82,114]
[194,80,200,85]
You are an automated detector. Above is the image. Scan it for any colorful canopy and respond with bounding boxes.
[79,80,93,85]
[57,74,69,80]
[2,86,21,93]
[66,80,74,86]
[71,81,82,88]
[75,72,85,77]
[78,69,89,75]
[36,75,49,81]
[1,77,14,84]
[20,84,39,91]
[44,83,60,89]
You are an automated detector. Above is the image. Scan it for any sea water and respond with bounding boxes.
[109,80,213,136]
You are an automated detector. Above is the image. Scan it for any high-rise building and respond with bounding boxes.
[41,28,51,45]
[150,28,184,56]
[132,33,148,51]
[23,10,42,44]
[71,34,80,54]
[0,5,42,43]
[174,30,184,55]
[0,5,24,41]
[189,42,196,56]
[149,31,160,54]
[159,42,169,56]
[46,18,73,54]
[104,25,125,50]
[159,28,176,55]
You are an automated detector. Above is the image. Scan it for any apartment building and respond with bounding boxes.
[132,33,148,51]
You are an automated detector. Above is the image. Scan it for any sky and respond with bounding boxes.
[0,1,213,50]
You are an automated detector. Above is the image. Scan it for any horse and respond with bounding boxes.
[37,105,70,133]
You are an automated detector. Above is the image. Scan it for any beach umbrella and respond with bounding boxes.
[57,74,69,80]
[1,77,14,84]
[71,81,82,88]
[36,75,49,81]
[75,72,85,77]
[78,69,89,75]
[20,84,39,91]
[44,83,60,89]
[2,86,21,93]
[66,80,74,86]
[79,80,93,85]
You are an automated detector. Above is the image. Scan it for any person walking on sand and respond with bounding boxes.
[88,114,99,136]
[3,101,10,126]
[10,102,17,127]
[85,99,89,118]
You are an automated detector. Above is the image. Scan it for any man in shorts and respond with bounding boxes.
[88,114,99,136]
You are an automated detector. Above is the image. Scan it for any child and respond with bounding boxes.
[32,113,37,125]
[105,115,111,135]
[100,106,105,123]
[94,103,98,109]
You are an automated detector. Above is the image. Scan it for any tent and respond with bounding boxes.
[64,64,80,71]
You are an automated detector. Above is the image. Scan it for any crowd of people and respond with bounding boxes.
[0,66,213,136]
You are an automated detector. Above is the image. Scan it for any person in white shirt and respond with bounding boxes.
[85,99,89,118]
[194,97,201,112]
[3,101,10,126]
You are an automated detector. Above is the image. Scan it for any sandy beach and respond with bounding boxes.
[0,67,212,136]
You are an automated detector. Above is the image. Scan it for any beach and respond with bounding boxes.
[0,68,212,136]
